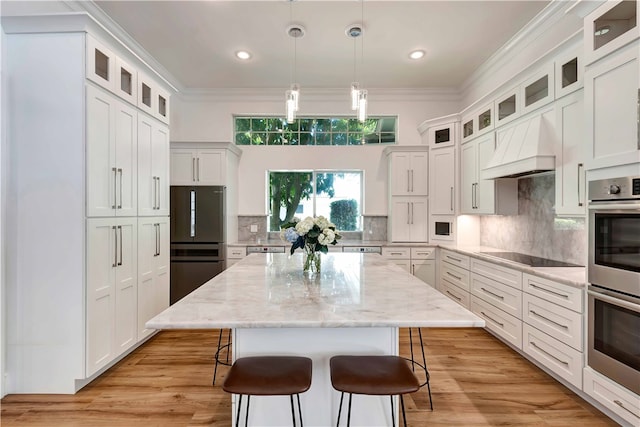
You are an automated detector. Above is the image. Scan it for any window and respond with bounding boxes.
[269,170,363,232]
[235,116,397,146]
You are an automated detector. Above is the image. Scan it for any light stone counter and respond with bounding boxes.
[147,253,484,426]
[147,252,484,329]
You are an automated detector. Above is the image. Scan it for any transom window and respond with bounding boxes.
[235,116,397,146]
[269,171,363,232]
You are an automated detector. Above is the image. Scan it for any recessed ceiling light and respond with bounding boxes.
[409,50,425,60]
[235,51,251,60]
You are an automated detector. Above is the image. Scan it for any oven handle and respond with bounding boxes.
[588,288,640,313]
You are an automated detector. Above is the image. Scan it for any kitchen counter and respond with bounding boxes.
[439,244,586,288]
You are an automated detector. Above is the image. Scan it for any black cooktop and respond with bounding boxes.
[479,252,582,268]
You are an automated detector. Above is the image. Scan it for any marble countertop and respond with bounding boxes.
[231,240,431,247]
[439,245,586,288]
[147,253,485,330]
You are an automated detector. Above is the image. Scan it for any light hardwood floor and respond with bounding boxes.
[1,328,617,426]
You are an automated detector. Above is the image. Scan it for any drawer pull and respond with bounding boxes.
[530,283,569,299]
[446,255,462,262]
[481,287,504,300]
[480,311,504,327]
[446,271,462,281]
[446,291,462,302]
[389,252,404,255]
[530,341,569,366]
[530,310,569,330]
[614,400,640,419]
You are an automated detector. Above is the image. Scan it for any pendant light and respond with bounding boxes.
[348,1,367,122]
[285,1,304,124]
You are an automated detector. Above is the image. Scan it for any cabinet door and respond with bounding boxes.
[86,35,115,92]
[555,91,586,216]
[390,152,412,195]
[137,114,155,216]
[390,199,411,242]
[409,198,428,242]
[86,218,117,376]
[428,123,455,148]
[114,100,137,217]
[430,148,455,214]
[409,152,428,195]
[114,219,137,355]
[460,142,477,214]
[475,134,497,214]
[156,218,170,314]
[152,123,170,215]
[114,56,138,106]
[413,259,435,287]
[86,85,116,217]
[196,149,224,185]
[585,43,639,169]
[170,149,196,185]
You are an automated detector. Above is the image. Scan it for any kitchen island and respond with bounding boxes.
[147,253,484,426]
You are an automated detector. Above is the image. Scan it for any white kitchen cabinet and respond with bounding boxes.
[555,48,583,99]
[115,56,138,106]
[411,247,436,287]
[171,148,225,185]
[471,295,523,349]
[226,245,247,269]
[471,272,523,319]
[427,122,456,148]
[584,41,640,170]
[86,218,138,376]
[137,216,169,341]
[583,367,640,426]
[461,102,494,143]
[389,151,428,196]
[381,247,411,272]
[86,34,116,93]
[389,197,428,242]
[86,85,138,217]
[430,147,455,215]
[460,134,517,215]
[438,250,471,307]
[520,63,555,116]
[137,71,170,124]
[554,91,586,216]
[584,0,639,66]
[523,293,583,352]
[494,86,520,127]
[138,113,170,216]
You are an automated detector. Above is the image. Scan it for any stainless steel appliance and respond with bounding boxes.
[170,186,226,305]
[479,251,581,267]
[587,176,640,395]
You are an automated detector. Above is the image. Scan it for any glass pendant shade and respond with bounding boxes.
[350,82,360,110]
[357,89,368,122]
[286,90,296,123]
[290,83,300,112]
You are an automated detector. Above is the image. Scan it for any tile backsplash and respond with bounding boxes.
[480,175,586,266]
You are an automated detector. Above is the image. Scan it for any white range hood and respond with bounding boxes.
[481,114,556,180]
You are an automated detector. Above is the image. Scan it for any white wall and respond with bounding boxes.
[171,90,459,215]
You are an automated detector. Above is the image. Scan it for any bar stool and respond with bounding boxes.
[407,327,433,410]
[330,355,420,427]
[212,328,232,385]
[222,356,312,427]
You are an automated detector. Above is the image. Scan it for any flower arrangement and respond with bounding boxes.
[280,216,342,272]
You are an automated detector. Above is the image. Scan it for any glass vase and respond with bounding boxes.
[303,245,321,274]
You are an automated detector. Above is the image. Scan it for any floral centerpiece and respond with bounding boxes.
[280,216,342,273]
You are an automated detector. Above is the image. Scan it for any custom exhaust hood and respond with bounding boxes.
[481,114,556,180]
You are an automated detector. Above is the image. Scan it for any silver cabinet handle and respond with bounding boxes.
[614,399,640,419]
[530,310,568,329]
[117,168,123,209]
[192,157,196,182]
[481,287,505,300]
[471,183,476,209]
[112,225,118,267]
[117,225,123,266]
[446,271,462,281]
[450,187,454,212]
[156,177,161,210]
[529,283,569,299]
[154,223,160,257]
[197,157,200,181]
[407,203,410,225]
[480,311,504,327]
[637,88,639,149]
[112,167,117,209]
[577,163,584,207]
[153,177,157,210]
[530,341,569,366]
[407,170,410,192]
[411,169,414,192]
[446,290,462,302]
[446,255,462,263]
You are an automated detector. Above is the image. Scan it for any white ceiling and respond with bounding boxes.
[95,1,550,91]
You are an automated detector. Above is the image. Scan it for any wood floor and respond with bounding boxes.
[2,328,617,426]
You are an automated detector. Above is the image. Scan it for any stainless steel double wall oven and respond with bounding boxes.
[587,176,640,395]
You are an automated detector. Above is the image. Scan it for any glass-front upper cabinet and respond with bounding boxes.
[115,57,138,106]
[521,63,555,115]
[584,0,638,65]
[86,35,116,92]
[494,86,519,127]
[428,122,457,148]
[461,102,493,142]
[555,47,583,99]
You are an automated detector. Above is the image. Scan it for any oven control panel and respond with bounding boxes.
[589,176,640,201]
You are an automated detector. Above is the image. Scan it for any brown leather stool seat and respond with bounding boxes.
[223,356,312,427]
[330,355,420,427]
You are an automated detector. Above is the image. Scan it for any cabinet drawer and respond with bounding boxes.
[523,273,583,313]
[411,247,435,259]
[390,260,411,273]
[523,324,583,389]
[471,296,522,349]
[471,272,522,318]
[441,249,470,269]
[523,293,583,352]
[381,247,411,259]
[441,262,470,291]
[227,246,246,259]
[471,258,523,290]
[440,279,470,309]
[583,367,640,426]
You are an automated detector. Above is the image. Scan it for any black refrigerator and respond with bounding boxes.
[170,186,226,305]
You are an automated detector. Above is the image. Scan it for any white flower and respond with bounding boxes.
[314,216,330,230]
[318,229,336,245]
[295,217,314,235]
